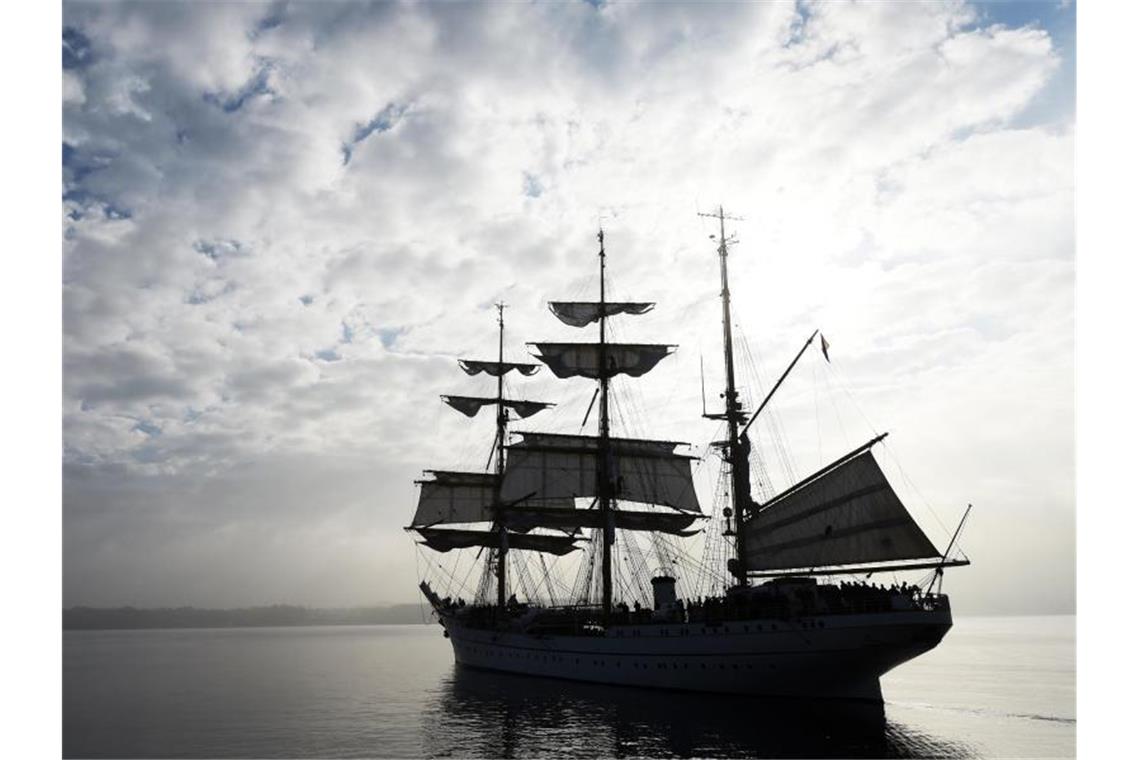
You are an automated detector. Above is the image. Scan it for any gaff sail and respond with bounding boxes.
[548,301,655,328]
[741,448,941,572]
[499,432,702,514]
[530,343,675,379]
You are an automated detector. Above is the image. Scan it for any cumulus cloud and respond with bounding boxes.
[63,0,1073,613]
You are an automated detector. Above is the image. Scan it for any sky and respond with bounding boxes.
[62,0,1075,615]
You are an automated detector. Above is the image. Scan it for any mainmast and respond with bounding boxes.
[522,229,686,620]
[494,302,508,609]
[596,229,614,621]
[700,206,750,587]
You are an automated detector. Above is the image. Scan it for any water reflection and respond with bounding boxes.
[423,665,977,758]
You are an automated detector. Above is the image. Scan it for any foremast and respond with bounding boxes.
[596,229,615,620]
[407,307,560,608]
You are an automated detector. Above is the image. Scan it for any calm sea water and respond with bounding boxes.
[63,615,1074,759]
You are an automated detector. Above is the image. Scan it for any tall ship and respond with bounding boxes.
[407,210,970,702]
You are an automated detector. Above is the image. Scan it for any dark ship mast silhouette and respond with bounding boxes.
[408,209,970,701]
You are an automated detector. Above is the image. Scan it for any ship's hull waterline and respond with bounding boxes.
[438,608,952,702]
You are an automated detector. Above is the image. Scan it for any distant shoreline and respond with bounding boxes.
[63,604,433,631]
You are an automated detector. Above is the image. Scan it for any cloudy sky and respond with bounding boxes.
[62,0,1074,615]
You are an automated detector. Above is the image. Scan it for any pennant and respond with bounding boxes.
[820,333,831,363]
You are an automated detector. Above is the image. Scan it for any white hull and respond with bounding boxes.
[439,608,951,702]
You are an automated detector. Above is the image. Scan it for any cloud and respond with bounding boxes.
[62,0,1073,613]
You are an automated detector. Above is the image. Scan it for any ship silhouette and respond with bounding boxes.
[408,209,969,702]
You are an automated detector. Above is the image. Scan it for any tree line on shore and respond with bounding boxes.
[63,603,429,630]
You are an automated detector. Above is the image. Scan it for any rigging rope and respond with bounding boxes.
[417,544,480,601]
[821,355,955,541]
[511,551,540,603]
[621,530,654,607]
[536,553,560,604]
[614,534,639,607]
[412,541,429,624]
[737,328,799,490]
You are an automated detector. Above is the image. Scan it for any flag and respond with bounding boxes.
[820,333,831,363]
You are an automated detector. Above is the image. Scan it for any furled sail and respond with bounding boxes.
[499,432,702,513]
[741,449,941,572]
[530,343,675,379]
[548,301,655,328]
[441,395,554,419]
[441,395,491,417]
[506,400,554,419]
[457,359,541,377]
[415,527,582,555]
[503,506,701,535]
[411,471,497,527]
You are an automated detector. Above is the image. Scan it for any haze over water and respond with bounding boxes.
[64,615,1073,758]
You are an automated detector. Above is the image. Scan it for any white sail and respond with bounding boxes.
[548,301,655,328]
[530,343,675,379]
[742,450,941,572]
[499,432,702,513]
[411,471,497,527]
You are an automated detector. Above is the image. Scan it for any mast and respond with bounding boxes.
[597,228,614,621]
[409,319,557,600]
[495,302,508,609]
[701,206,750,587]
[523,230,680,618]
